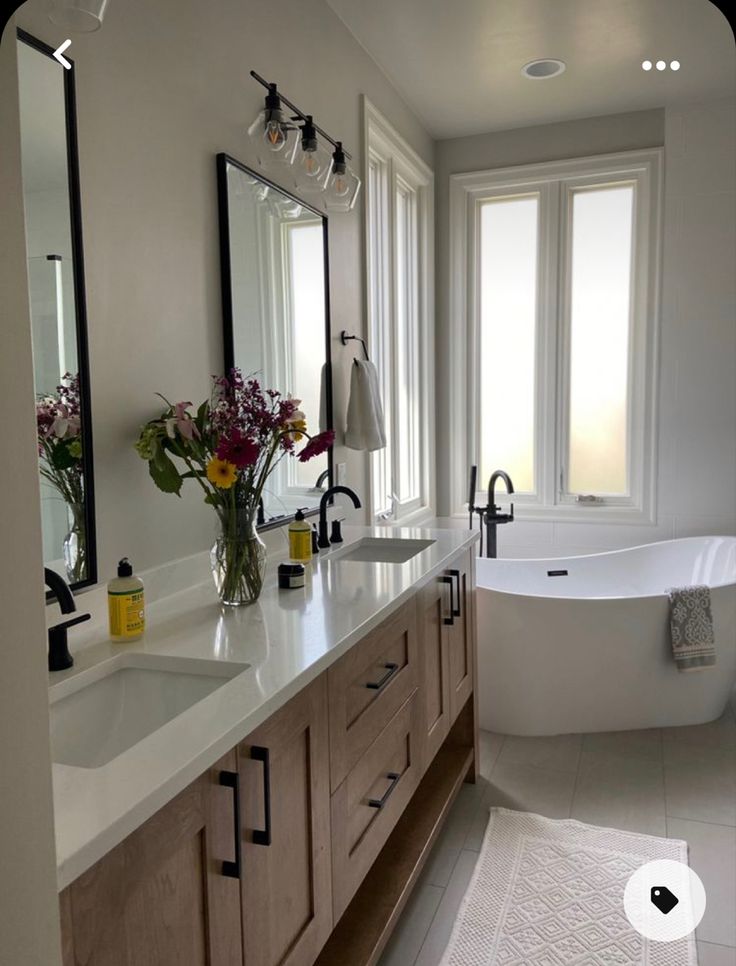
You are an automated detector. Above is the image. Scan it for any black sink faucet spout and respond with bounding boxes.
[44,568,90,671]
[318,486,361,549]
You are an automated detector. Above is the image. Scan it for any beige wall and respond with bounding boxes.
[15,0,434,578]
[436,101,736,557]
[0,22,63,966]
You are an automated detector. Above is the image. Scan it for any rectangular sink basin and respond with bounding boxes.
[49,653,249,769]
[334,537,436,564]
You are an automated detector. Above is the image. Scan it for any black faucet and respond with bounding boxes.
[486,470,515,559]
[44,567,90,671]
[314,468,330,490]
[318,486,361,549]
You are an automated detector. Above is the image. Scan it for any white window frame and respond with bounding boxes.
[363,97,435,524]
[449,149,662,524]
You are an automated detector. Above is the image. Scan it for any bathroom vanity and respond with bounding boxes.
[52,527,479,966]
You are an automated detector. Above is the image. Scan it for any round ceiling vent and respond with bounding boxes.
[521,59,566,80]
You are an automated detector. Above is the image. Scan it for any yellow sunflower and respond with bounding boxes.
[206,457,237,489]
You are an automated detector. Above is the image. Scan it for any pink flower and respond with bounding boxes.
[165,401,200,441]
[297,430,335,463]
[217,428,260,468]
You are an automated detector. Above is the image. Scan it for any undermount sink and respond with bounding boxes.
[333,537,436,564]
[49,653,249,769]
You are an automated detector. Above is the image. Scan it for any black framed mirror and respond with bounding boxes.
[217,153,333,529]
[16,29,97,591]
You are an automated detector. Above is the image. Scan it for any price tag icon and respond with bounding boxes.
[651,886,679,915]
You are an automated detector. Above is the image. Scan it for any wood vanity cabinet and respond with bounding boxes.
[59,751,243,966]
[237,674,332,966]
[446,551,475,722]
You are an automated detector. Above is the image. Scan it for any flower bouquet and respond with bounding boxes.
[135,369,334,605]
[36,373,87,583]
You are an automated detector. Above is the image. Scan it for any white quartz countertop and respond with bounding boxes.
[50,525,478,890]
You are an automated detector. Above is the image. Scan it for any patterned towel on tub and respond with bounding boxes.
[667,585,716,671]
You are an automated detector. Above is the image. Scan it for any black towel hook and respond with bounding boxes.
[340,330,369,362]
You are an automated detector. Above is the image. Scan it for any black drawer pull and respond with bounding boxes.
[251,746,272,846]
[368,772,401,809]
[218,770,242,879]
[365,662,399,690]
[448,569,462,617]
[440,574,454,625]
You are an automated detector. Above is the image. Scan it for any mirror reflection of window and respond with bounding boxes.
[17,33,95,588]
[222,158,331,522]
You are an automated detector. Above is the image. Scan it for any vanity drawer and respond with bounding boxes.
[327,596,418,792]
[330,690,421,923]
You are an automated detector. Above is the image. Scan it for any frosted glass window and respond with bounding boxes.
[479,195,538,493]
[395,183,420,504]
[568,185,634,495]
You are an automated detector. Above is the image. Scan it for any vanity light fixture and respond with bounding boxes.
[247,82,296,166]
[521,58,566,79]
[248,70,361,211]
[47,0,109,31]
[323,142,361,212]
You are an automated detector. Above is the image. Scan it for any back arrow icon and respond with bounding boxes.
[53,39,72,69]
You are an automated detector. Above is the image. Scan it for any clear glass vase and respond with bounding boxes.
[63,502,86,584]
[210,513,267,606]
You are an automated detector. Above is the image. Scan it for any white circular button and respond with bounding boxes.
[624,859,706,942]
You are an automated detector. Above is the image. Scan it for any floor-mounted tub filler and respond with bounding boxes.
[476,536,736,735]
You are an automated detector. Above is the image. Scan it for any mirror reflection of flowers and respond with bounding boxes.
[35,373,86,583]
[134,368,334,604]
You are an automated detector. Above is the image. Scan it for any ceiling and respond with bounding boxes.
[325,0,735,138]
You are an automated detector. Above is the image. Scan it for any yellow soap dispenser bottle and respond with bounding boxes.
[288,508,312,562]
[108,557,145,642]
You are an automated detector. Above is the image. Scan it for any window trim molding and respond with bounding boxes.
[449,148,663,524]
[362,97,435,523]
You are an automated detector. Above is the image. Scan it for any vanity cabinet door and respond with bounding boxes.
[417,577,452,770]
[59,751,243,966]
[447,552,475,724]
[239,673,332,966]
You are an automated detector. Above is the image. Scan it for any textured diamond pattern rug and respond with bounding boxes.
[439,809,696,966]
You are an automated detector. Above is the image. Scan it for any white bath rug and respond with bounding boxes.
[439,809,697,966]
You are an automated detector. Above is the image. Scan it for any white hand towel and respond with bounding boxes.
[345,360,387,452]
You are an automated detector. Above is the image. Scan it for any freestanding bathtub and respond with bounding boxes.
[476,536,736,735]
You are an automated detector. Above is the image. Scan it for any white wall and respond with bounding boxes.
[15,0,434,579]
[0,22,64,966]
[436,103,736,558]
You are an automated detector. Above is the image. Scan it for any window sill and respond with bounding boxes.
[455,504,656,526]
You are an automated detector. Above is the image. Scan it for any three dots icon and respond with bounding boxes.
[642,60,680,71]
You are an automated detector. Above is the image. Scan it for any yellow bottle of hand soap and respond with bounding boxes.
[288,507,312,562]
[108,557,145,641]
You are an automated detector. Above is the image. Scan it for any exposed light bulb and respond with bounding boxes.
[333,174,350,197]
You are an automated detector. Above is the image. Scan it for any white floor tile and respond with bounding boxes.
[665,754,736,826]
[415,850,478,966]
[378,881,444,966]
[697,943,736,966]
[667,818,736,948]
[478,730,505,777]
[420,782,486,888]
[484,760,576,820]
[582,728,663,762]
[496,732,582,774]
[662,713,736,765]
[571,751,666,836]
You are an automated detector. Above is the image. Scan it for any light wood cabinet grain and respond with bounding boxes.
[59,751,242,966]
[447,551,474,724]
[417,576,452,769]
[238,674,332,966]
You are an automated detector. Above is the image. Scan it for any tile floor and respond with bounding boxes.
[379,705,736,966]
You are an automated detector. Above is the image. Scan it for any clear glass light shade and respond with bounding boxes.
[47,0,108,31]
[324,164,361,212]
[292,140,332,194]
[247,109,297,167]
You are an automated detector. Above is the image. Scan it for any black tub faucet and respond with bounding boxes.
[318,486,361,549]
[486,470,515,559]
[44,568,90,671]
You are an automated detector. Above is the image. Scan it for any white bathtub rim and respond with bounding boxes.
[476,535,736,601]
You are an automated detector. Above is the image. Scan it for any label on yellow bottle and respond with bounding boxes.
[289,528,312,562]
[108,589,145,638]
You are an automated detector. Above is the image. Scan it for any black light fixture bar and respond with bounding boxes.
[250,69,353,160]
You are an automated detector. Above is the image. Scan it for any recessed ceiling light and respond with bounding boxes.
[521,59,566,80]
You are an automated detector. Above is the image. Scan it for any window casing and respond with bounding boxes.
[364,99,434,522]
[449,150,662,522]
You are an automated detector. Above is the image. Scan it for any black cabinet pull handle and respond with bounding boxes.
[448,569,462,618]
[365,662,399,690]
[218,770,241,879]
[440,574,454,625]
[251,746,272,846]
[368,772,401,809]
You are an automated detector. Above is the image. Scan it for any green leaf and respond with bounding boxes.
[50,440,76,471]
[148,452,182,495]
